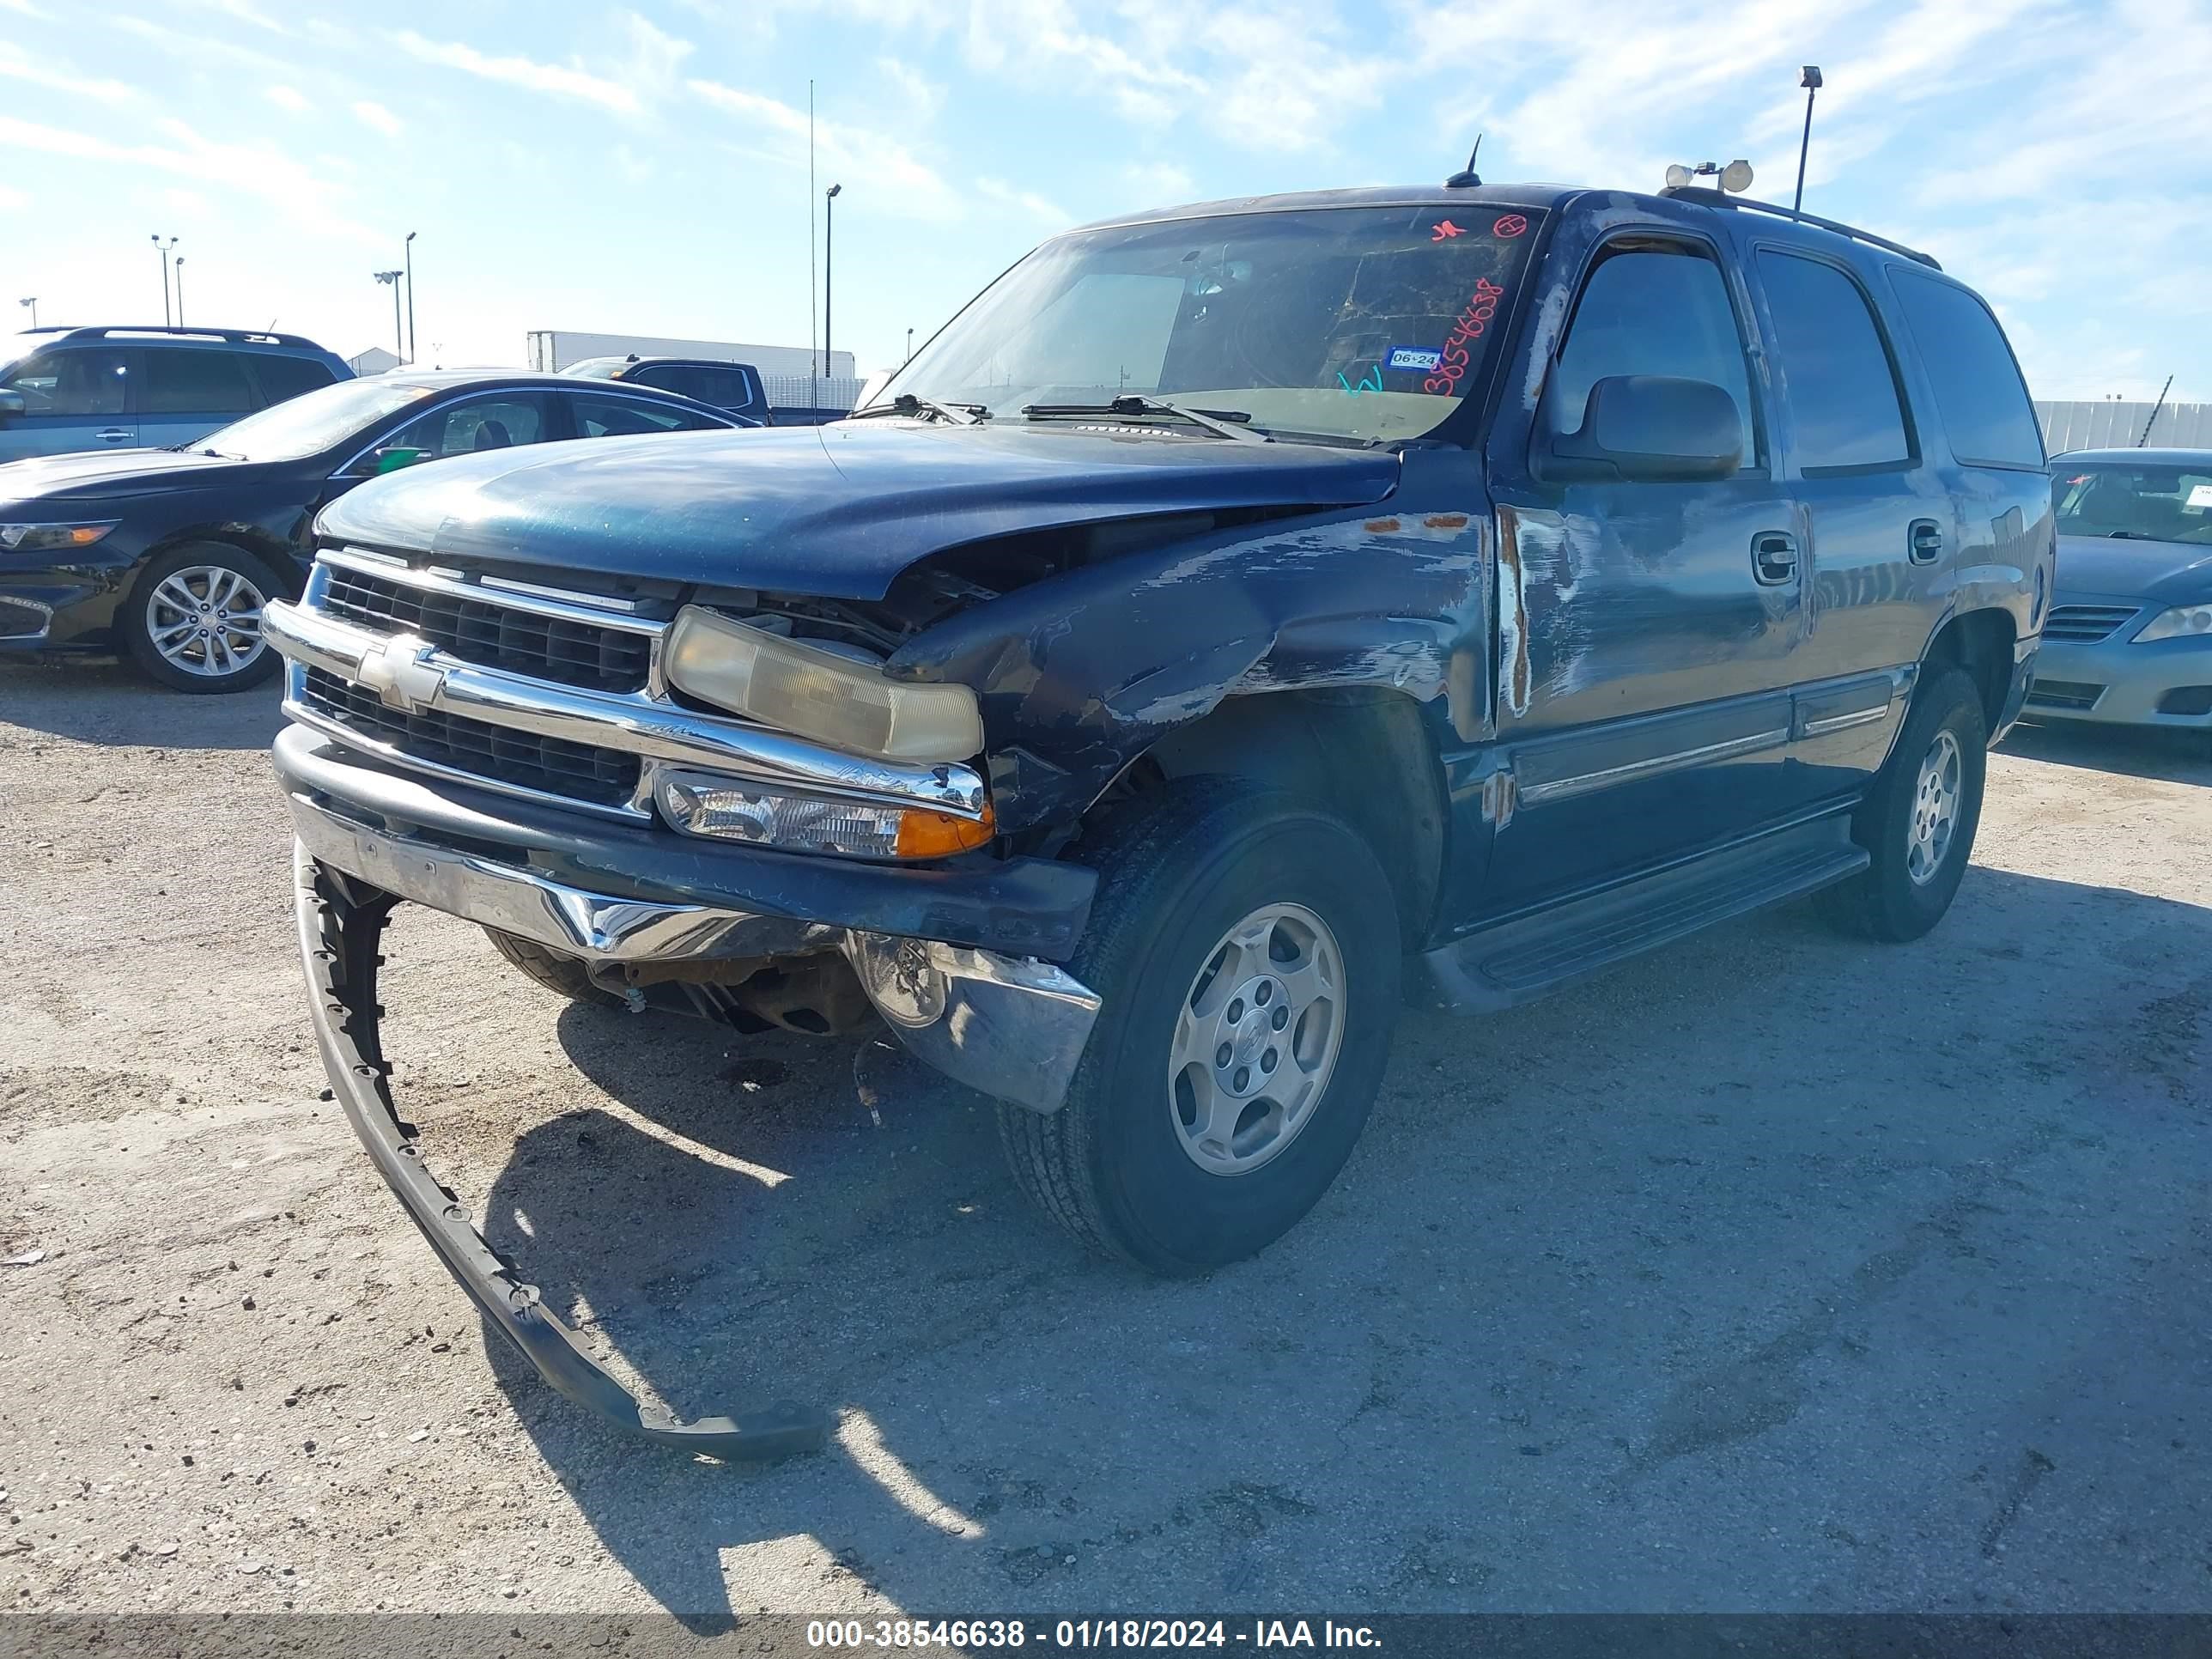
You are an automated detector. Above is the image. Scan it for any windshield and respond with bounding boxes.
[2052,461,2212,545]
[875,204,1543,444]
[191,379,435,463]
[562,358,628,380]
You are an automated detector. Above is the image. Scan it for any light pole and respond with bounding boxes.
[905,326,914,363]
[823,182,842,381]
[1793,65,1823,214]
[150,234,179,326]
[404,231,417,364]
[373,270,402,359]
[173,258,185,326]
[17,297,35,329]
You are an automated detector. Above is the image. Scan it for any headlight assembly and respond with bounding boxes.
[662,605,983,763]
[656,770,994,860]
[2134,604,2212,644]
[0,520,118,553]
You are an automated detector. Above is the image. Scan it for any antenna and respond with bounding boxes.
[1445,135,1482,189]
[2138,374,2173,447]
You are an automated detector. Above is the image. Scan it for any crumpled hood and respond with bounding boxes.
[2055,532,2212,606]
[0,446,266,505]
[315,422,1402,600]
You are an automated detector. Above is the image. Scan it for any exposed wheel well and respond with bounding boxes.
[1080,689,1448,948]
[1923,608,2014,734]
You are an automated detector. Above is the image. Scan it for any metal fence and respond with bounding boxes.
[763,373,866,413]
[2037,400,2212,453]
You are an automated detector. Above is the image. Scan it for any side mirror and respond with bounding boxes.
[370,446,425,475]
[1536,374,1742,483]
[0,389,24,422]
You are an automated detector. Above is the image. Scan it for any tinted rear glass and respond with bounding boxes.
[1756,251,1911,472]
[1889,268,2043,469]
[143,349,258,415]
[253,355,339,404]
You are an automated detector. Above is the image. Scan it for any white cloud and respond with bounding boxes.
[876,55,942,120]
[351,100,402,137]
[0,182,27,210]
[686,78,963,220]
[1121,162,1195,204]
[977,176,1070,225]
[393,12,690,118]
[0,0,50,15]
[0,42,136,103]
[0,112,375,244]
[265,84,309,113]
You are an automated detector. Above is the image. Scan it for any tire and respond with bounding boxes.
[998,778,1402,1275]
[124,543,286,693]
[483,929,624,1009]
[1816,666,1987,943]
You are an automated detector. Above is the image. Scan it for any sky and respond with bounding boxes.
[2,0,2208,399]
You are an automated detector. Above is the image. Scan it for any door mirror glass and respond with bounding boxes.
[1539,374,1742,483]
[0,389,23,420]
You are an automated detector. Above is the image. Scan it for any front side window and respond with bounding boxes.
[142,349,258,416]
[387,395,550,458]
[1553,244,1758,463]
[2051,463,2212,545]
[1756,251,1911,473]
[1889,268,2043,469]
[571,393,720,436]
[3,349,130,416]
[877,204,1546,443]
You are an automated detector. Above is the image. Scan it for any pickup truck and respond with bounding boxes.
[265,181,2051,1458]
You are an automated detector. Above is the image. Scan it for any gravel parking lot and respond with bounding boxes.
[2,661,2208,1622]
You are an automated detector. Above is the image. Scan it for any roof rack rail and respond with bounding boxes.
[51,324,328,349]
[1658,186,1941,270]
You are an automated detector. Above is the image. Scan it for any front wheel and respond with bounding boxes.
[124,544,285,693]
[1817,666,1988,942]
[998,780,1401,1275]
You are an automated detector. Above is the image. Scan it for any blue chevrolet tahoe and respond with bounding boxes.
[264,180,2050,1455]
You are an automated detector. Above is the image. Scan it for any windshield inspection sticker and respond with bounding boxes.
[2186,483,2212,510]
[1389,346,1443,372]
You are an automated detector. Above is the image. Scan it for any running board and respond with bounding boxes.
[1418,817,1869,1013]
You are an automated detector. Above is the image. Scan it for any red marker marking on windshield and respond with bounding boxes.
[1431,220,1466,241]
[1492,214,1528,238]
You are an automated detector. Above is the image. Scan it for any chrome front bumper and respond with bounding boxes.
[288,787,1101,1115]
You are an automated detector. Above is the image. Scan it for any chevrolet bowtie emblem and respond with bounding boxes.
[356,634,444,713]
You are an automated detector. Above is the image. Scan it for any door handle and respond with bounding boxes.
[1908,519,1944,564]
[94,428,132,444]
[1751,530,1798,585]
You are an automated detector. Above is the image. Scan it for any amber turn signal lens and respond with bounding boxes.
[895,797,995,859]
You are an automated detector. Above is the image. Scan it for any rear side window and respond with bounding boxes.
[142,349,258,416]
[252,355,338,404]
[3,349,130,416]
[1889,269,2044,469]
[1755,251,1911,473]
[636,365,757,410]
[1553,244,1759,465]
[571,393,721,436]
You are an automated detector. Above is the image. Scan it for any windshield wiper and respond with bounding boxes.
[1022,396,1269,444]
[848,393,988,425]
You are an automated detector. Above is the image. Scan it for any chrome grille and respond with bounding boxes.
[299,665,640,808]
[2043,604,2140,644]
[320,564,653,692]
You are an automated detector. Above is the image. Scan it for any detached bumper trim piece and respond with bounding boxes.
[292,842,830,1459]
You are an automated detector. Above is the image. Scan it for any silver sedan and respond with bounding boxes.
[2026,447,2212,743]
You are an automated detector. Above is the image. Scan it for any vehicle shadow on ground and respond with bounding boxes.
[471,864,2211,1624]
[0,662,286,750]
[1999,718,2210,788]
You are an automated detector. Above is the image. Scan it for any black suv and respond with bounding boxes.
[267,181,2049,1455]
